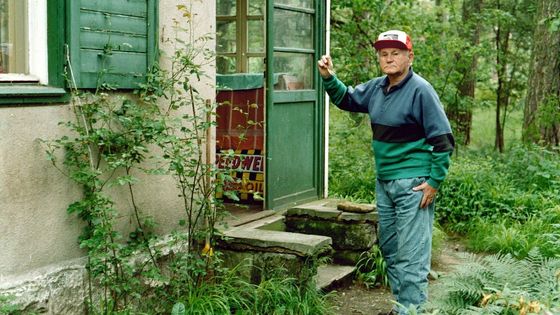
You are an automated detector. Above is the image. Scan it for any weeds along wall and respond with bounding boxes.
[0,0,216,283]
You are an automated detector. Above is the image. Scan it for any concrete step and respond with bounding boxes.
[315,264,356,292]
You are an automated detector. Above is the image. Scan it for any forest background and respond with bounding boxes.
[328,0,560,312]
[328,0,560,257]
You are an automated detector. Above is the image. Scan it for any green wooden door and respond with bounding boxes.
[265,0,325,210]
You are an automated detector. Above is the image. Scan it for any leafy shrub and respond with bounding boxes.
[467,207,560,258]
[0,295,22,315]
[437,144,560,234]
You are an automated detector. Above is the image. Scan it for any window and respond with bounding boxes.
[0,0,158,105]
[0,0,48,83]
[216,0,265,74]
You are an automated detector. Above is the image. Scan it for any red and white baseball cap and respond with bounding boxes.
[374,30,413,51]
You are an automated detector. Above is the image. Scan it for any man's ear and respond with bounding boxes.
[408,51,415,65]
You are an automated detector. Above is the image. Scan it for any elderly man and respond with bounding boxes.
[317,30,454,314]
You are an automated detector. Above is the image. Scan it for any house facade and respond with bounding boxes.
[0,0,328,312]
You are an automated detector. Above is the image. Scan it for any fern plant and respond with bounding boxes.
[427,250,560,314]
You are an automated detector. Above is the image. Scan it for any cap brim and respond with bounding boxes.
[374,40,409,50]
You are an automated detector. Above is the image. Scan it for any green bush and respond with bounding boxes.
[437,144,560,233]
[467,207,560,258]
[0,295,22,315]
[355,245,389,288]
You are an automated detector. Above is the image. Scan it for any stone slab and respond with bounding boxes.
[339,211,379,223]
[286,206,342,219]
[315,264,356,291]
[221,229,332,257]
[233,214,285,231]
[287,200,378,223]
[337,201,376,213]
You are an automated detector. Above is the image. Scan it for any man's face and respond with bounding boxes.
[378,48,413,76]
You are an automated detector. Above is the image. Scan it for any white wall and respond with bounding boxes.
[0,0,216,281]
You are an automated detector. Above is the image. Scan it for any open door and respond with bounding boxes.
[265,0,326,210]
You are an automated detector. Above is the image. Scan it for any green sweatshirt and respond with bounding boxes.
[323,69,454,189]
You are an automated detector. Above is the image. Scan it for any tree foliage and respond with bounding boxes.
[329,0,558,152]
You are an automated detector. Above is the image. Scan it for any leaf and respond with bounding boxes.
[171,302,186,315]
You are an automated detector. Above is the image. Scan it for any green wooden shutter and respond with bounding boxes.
[67,0,158,89]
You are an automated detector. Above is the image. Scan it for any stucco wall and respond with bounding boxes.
[0,0,215,284]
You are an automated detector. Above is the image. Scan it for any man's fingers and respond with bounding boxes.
[412,182,426,191]
[420,195,428,208]
[319,55,332,68]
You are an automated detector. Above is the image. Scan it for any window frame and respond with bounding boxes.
[0,0,67,105]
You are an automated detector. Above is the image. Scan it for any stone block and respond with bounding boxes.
[285,217,376,251]
[0,261,87,315]
[332,249,370,266]
[219,249,318,286]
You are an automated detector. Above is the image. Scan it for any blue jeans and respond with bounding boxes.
[376,177,434,314]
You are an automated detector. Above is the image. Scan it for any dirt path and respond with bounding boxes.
[329,237,468,315]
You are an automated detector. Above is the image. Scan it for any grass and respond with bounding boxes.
[468,107,523,151]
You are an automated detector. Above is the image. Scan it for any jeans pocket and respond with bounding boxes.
[395,177,426,191]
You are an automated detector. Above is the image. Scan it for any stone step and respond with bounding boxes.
[220,228,332,257]
[315,264,356,292]
[286,199,378,223]
[233,213,285,231]
[218,209,277,231]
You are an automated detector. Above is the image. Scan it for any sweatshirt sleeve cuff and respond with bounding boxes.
[427,178,441,189]
[322,74,335,82]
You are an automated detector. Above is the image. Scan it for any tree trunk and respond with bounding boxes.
[494,0,517,153]
[522,0,560,146]
[455,0,483,145]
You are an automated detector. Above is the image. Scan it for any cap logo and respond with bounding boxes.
[382,34,399,40]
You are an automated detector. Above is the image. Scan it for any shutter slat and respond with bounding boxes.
[81,0,147,17]
[81,31,147,53]
[80,50,147,73]
[80,11,147,35]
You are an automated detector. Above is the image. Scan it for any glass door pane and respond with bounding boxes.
[274,52,313,90]
[273,9,313,49]
[248,0,264,15]
[275,0,313,9]
[272,6,314,90]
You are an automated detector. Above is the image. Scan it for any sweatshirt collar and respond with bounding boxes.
[379,67,414,93]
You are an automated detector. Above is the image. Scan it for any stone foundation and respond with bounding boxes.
[0,259,87,314]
